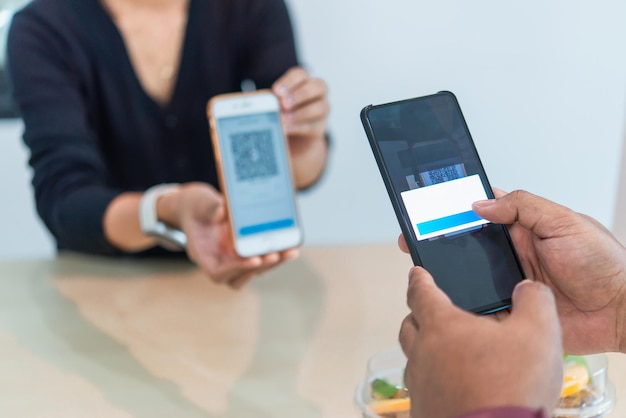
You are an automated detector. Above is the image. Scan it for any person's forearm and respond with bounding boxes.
[290,133,328,190]
[103,192,157,251]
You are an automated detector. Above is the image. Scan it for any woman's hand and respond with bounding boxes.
[165,182,299,288]
[272,66,329,189]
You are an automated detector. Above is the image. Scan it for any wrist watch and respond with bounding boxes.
[139,183,187,250]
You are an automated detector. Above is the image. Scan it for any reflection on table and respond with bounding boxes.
[0,245,623,417]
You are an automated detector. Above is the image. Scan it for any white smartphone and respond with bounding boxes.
[207,90,303,258]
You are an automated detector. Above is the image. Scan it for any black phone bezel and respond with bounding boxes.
[360,91,524,314]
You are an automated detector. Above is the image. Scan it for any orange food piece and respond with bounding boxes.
[561,364,590,398]
[368,398,411,414]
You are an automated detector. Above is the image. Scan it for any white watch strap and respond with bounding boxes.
[139,183,187,249]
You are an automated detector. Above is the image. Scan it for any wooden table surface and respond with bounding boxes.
[0,245,623,417]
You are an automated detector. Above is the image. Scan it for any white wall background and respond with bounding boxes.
[2,0,626,259]
[1,120,55,258]
[290,0,626,245]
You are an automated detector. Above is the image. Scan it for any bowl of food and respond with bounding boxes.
[553,354,615,418]
[355,350,615,418]
[354,345,410,418]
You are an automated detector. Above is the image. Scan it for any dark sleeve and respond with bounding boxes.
[236,0,299,89]
[7,9,124,255]
[456,406,547,418]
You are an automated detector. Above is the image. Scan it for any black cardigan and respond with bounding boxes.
[8,0,298,255]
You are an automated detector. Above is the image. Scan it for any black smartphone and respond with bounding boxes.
[361,91,525,314]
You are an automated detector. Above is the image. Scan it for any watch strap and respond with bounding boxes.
[139,183,187,250]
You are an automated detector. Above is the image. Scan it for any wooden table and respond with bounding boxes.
[0,245,623,417]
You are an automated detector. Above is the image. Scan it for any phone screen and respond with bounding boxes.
[216,111,298,241]
[362,92,524,313]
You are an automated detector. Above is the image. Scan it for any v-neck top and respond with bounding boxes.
[8,0,298,255]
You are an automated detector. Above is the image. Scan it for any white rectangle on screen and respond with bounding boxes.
[400,174,489,241]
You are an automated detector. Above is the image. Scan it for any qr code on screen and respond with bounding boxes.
[420,163,465,185]
[230,130,278,181]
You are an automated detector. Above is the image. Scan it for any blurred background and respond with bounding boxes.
[1,0,626,259]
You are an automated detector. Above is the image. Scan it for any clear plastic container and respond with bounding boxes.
[354,345,409,418]
[354,349,615,418]
[553,353,615,418]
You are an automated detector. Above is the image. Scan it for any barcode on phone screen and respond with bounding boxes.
[230,130,278,181]
[420,163,465,186]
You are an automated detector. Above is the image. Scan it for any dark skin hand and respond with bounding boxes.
[399,267,563,418]
[399,189,626,354]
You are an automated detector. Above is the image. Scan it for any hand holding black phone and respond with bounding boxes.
[361,91,525,314]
